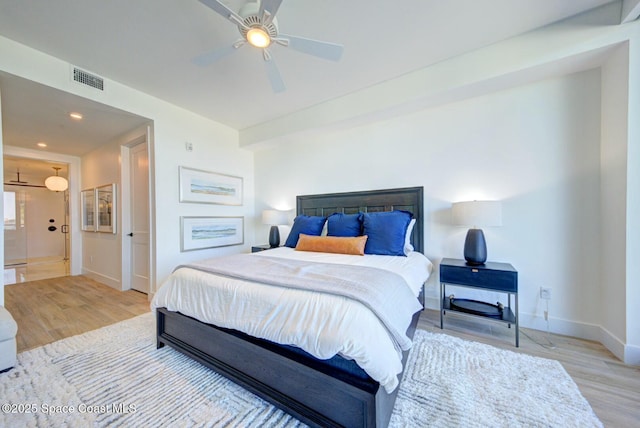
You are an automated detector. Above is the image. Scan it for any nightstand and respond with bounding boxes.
[251,244,274,253]
[440,258,519,347]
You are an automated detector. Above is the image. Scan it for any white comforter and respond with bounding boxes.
[151,247,432,392]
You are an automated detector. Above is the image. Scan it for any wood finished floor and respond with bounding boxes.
[5,275,150,352]
[4,275,638,427]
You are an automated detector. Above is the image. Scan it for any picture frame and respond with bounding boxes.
[179,166,243,205]
[81,188,96,231]
[180,216,244,252]
[96,183,116,234]
[80,184,117,234]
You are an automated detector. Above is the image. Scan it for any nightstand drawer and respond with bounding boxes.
[440,259,517,292]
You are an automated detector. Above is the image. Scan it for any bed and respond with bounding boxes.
[154,187,430,427]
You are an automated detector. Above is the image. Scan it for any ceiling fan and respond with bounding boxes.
[194,0,344,93]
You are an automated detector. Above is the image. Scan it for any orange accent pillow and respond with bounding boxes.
[295,234,368,256]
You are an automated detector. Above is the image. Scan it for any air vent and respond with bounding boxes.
[72,67,104,91]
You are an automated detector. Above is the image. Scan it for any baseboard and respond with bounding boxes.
[599,326,640,365]
[519,312,602,342]
[623,343,640,365]
[599,326,625,362]
[416,297,640,365]
[81,268,122,291]
[520,314,640,365]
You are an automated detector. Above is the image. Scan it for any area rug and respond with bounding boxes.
[0,313,602,427]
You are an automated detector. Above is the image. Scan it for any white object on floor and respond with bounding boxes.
[0,306,17,372]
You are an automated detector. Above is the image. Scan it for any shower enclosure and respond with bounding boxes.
[3,185,68,269]
[3,188,27,266]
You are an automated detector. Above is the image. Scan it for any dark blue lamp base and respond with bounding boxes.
[268,225,280,248]
[464,228,487,265]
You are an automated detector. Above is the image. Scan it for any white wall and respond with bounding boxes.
[600,44,629,359]
[252,6,640,364]
[255,70,603,337]
[624,32,640,363]
[151,111,255,294]
[0,35,255,299]
[80,129,127,289]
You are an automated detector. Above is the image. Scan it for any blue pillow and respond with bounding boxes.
[362,210,413,256]
[284,215,327,248]
[327,212,363,237]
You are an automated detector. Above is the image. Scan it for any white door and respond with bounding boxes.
[129,142,150,293]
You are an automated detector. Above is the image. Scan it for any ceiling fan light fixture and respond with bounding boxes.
[196,0,344,92]
[247,27,271,48]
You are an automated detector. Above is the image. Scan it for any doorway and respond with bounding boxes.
[3,157,70,284]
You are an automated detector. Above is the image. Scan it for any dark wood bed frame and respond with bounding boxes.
[156,186,425,427]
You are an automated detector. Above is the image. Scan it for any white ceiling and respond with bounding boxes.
[0,0,620,162]
[3,155,68,187]
[0,72,150,157]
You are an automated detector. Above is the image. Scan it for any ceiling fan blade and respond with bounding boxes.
[259,0,283,25]
[263,51,285,93]
[192,42,243,66]
[278,34,344,62]
[199,0,246,27]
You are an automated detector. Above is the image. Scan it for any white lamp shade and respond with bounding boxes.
[452,201,502,227]
[262,209,288,225]
[44,175,69,192]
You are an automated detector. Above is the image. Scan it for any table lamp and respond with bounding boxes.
[452,200,502,265]
[262,209,288,247]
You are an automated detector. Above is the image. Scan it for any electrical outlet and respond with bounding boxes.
[540,287,551,300]
[185,141,193,152]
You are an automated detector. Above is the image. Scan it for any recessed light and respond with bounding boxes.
[69,112,83,120]
[37,142,47,148]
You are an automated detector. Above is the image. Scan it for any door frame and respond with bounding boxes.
[120,126,155,296]
[3,145,82,275]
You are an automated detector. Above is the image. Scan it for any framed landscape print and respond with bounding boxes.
[179,166,243,205]
[180,216,244,252]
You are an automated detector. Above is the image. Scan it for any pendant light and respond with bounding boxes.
[45,167,68,192]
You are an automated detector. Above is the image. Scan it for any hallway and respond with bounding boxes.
[4,257,69,285]
[5,274,149,352]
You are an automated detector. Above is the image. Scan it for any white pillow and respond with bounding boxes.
[404,218,415,254]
